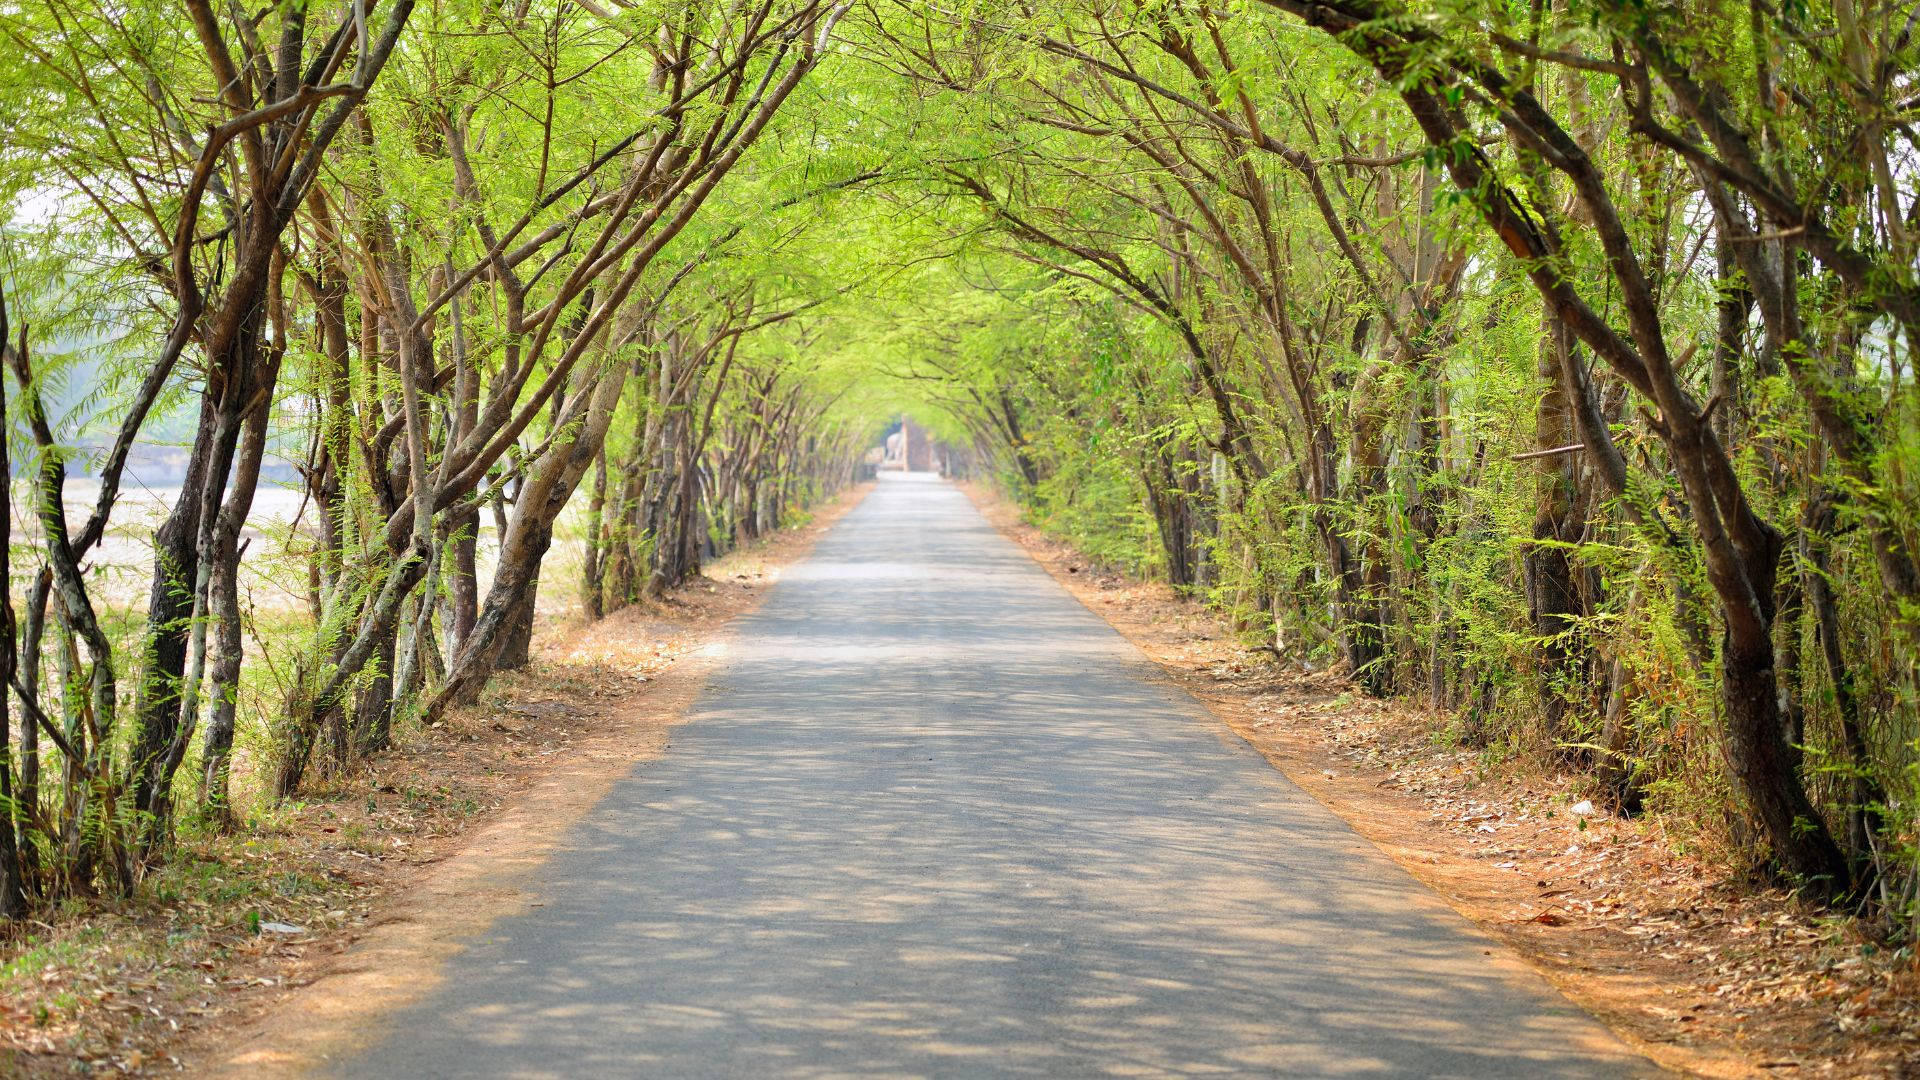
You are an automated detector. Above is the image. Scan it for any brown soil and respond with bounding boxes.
[0,485,871,1078]
[15,477,1913,1078]
[961,482,1920,1080]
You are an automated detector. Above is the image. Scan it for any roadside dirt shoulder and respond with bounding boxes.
[195,485,871,1077]
[963,482,1918,1080]
[0,485,870,1079]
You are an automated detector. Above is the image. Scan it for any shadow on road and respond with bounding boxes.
[332,473,1654,1079]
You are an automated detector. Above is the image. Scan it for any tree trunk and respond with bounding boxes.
[448,508,480,653]
[434,365,627,716]
[197,542,244,828]
[272,545,431,797]
[583,444,608,621]
[353,628,399,755]
[1527,324,1589,752]
[0,322,25,917]
[497,584,537,672]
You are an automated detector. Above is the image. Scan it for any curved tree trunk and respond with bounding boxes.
[434,364,628,717]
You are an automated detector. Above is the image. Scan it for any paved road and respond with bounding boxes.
[335,474,1655,1079]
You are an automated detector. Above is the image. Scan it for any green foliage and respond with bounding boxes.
[3,0,1919,935]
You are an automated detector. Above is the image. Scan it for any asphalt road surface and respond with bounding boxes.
[333,473,1656,1079]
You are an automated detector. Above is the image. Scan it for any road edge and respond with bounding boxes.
[957,479,1754,1080]
[194,482,875,1078]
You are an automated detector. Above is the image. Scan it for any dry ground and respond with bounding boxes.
[0,485,872,1077]
[961,482,1920,1079]
[11,476,1915,1077]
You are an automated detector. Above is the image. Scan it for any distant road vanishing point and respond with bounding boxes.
[325,473,1658,1079]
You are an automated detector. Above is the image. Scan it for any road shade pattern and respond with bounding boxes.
[330,473,1657,1079]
